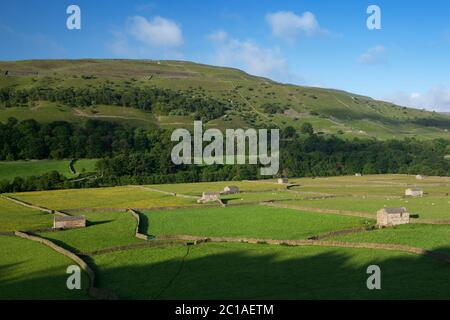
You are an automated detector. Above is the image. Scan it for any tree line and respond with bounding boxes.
[0,86,229,121]
[0,118,448,193]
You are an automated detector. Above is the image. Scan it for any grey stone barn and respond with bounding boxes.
[405,188,423,197]
[197,192,220,204]
[223,186,240,194]
[377,208,410,227]
[53,216,86,229]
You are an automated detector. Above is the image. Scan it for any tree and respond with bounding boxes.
[300,122,314,135]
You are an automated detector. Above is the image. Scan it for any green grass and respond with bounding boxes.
[2,174,450,299]
[38,211,142,253]
[281,195,450,221]
[0,197,53,232]
[0,236,89,299]
[93,242,450,299]
[328,224,450,256]
[144,205,373,240]
[0,59,449,140]
[150,180,288,196]
[0,159,98,182]
[10,186,196,210]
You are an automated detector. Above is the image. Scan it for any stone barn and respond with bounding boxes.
[377,208,410,227]
[278,178,288,184]
[53,216,86,229]
[405,188,423,197]
[197,192,220,204]
[223,186,240,194]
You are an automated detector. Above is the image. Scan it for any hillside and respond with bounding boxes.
[0,59,449,140]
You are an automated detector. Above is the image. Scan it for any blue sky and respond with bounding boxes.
[1,0,450,111]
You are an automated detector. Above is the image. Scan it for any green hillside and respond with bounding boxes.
[0,59,449,140]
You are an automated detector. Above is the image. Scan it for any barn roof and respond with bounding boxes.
[54,215,85,222]
[381,208,407,214]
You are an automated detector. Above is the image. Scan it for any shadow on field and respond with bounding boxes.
[0,264,90,300]
[89,244,450,300]
[87,220,114,227]
[2,244,450,300]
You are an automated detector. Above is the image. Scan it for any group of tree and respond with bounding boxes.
[0,118,448,193]
[0,86,229,121]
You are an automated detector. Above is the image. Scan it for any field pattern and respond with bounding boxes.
[1,174,449,299]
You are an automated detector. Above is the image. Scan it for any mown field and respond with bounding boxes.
[0,174,449,299]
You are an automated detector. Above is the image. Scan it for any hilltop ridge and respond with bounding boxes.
[0,59,449,140]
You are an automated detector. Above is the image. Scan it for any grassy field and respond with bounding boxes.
[328,224,450,256]
[93,242,450,299]
[144,205,373,240]
[9,186,196,210]
[38,211,142,253]
[280,196,450,220]
[0,236,89,299]
[150,180,289,196]
[0,197,53,232]
[1,174,449,300]
[0,159,98,181]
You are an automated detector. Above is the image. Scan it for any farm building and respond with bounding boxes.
[197,192,220,204]
[377,208,410,227]
[53,216,86,229]
[223,186,240,194]
[405,188,423,197]
[278,178,289,184]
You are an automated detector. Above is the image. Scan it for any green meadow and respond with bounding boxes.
[0,197,53,232]
[93,242,450,299]
[1,174,449,299]
[0,236,89,299]
[144,205,372,240]
[0,159,98,182]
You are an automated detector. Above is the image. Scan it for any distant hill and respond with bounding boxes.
[0,59,449,140]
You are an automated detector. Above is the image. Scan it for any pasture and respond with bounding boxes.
[0,197,53,232]
[0,236,89,299]
[9,186,196,210]
[144,205,373,240]
[93,242,450,299]
[0,159,98,181]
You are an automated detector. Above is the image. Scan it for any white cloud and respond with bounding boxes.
[109,15,183,59]
[127,16,183,48]
[207,30,228,42]
[358,45,387,65]
[384,86,450,112]
[266,11,327,42]
[208,31,287,79]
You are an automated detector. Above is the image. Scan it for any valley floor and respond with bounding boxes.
[0,174,449,299]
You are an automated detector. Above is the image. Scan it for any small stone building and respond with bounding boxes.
[377,208,410,227]
[223,186,240,194]
[415,175,424,180]
[278,178,288,184]
[53,215,86,229]
[405,188,423,197]
[197,192,220,203]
